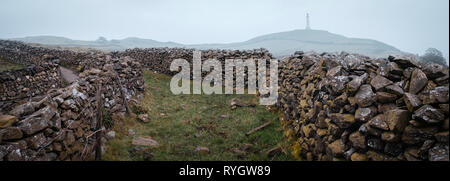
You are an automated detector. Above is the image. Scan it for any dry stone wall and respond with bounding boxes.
[120,48,274,91]
[0,52,144,161]
[0,40,106,113]
[2,39,448,161]
[0,63,63,112]
[119,47,273,76]
[0,40,98,67]
[278,51,449,161]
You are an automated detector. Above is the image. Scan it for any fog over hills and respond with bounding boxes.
[10,29,405,58]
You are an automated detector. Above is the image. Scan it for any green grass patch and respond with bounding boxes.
[0,58,23,72]
[103,70,293,161]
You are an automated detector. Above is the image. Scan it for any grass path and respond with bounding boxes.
[0,58,23,72]
[103,70,293,161]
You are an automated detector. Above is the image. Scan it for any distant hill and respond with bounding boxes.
[10,36,182,50]
[191,29,404,58]
[9,29,406,58]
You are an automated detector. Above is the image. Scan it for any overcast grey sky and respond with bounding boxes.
[0,0,448,58]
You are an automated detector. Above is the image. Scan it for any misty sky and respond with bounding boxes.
[0,0,449,59]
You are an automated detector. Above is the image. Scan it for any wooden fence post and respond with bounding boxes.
[95,82,103,161]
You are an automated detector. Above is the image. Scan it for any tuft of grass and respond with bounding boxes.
[103,70,293,161]
[0,58,23,72]
[102,108,114,129]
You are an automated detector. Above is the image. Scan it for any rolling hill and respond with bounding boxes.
[9,29,405,58]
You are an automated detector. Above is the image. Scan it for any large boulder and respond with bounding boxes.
[403,93,422,112]
[0,115,18,128]
[18,117,49,136]
[330,114,355,128]
[328,139,346,157]
[385,84,404,96]
[132,136,159,147]
[355,84,376,107]
[9,102,35,117]
[428,144,449,161]
[420,86,449,105]
[413,105,445,124]
[409,69,428,94]
[355,107,377,122]
[368,114,389,131]
[421,63,447,80]
[0,127,23,140]
[346,73,367,93]
[376,92,397,103]
[349,132,366,150]
[385,109,410,132]
[402,125,439,145]
[370,75,393,91]
[388,55,421,68]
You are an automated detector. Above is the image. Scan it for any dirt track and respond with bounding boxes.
[59,66,78,83]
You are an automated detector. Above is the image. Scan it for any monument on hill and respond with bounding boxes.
[306,13,311,30]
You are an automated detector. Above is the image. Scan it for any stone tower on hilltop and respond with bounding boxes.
[305,13,311,30]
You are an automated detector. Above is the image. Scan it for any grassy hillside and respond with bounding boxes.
[103,70,293,161]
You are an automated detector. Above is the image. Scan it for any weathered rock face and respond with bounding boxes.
[278,51,449,161]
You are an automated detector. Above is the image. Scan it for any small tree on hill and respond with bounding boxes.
[419,48,448,66]
[96,36,108,43]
